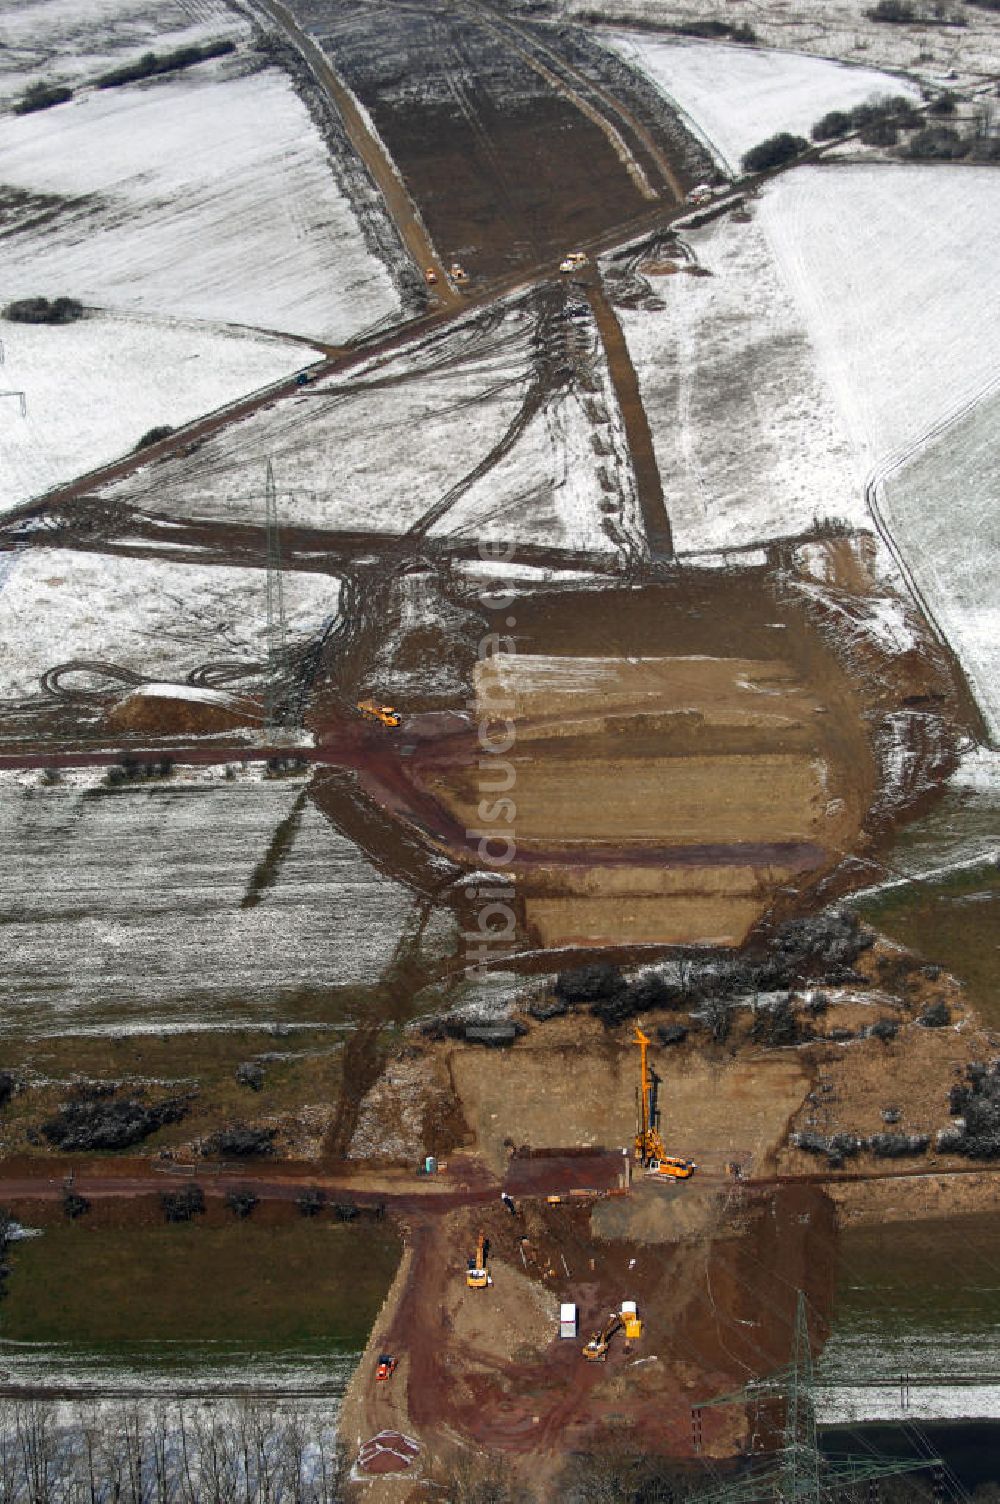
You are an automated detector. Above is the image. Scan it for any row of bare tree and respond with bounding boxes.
[0,1399,347,1504]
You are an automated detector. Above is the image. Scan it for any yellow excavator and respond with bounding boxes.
[581,1311,623,1362]
[356,698,401,730]
[466,1230,490,1289]
[634,1024,696,1180]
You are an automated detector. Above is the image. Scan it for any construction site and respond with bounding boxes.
[1,0,1000,1498]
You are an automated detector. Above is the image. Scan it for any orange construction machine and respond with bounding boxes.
[581,1311,623,1362]
[634,1024,696,1180]
[357,699,401,729]
[466,1230,490,1289]
[376,1353,398,1382]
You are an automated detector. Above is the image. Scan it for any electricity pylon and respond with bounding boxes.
[690,1293,939,1502]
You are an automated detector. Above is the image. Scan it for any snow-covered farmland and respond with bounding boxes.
[758,165,1000,470]
[0,66,401,341]
[582,2,1000,88]
[0,549,339,701]
[610,217,861,553]
[0,314,304,512]
[877,389,1000,744]
[605,35,920,174]
[0,774,417,1030]
[0,0,246,104]
[106,300,634,556]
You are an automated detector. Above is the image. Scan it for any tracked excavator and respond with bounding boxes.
[634,1024,696,1180]
[581,1311,623,1362]
[466,1230,491,1289]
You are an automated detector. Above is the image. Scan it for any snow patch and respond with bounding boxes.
[605,35,919,174]
[0,314,304,513]
[0,549,339,701]
[0,67,400,341]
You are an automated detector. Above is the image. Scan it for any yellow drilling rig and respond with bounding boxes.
[634,1024,696,1180]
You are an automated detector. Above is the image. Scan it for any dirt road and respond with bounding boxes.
[250,0,460,306]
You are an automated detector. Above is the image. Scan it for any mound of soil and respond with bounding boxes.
[106,685,257,736]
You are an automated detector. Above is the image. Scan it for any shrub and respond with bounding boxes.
[929,89,958,115]
[919,1000,951,1028]
[4,296,84,324]
[756,910,870,988]
[527,997,568,1022]
[868,1017,899,1043]
[13,81,73,115]
[42,1096,188,1152]
[793,1130,829,1158]
[0,1074,14,1111]
[657,1024,688,1047]
[741,132,809,174]
[161,1184,205,1223]
[791,1131,861,1168]
[62,1190,91,1220]
[95,39,235,90]
[949,1082,971,1115]
[750,996,799,1048]
[939,1062,1000,1159]
[812,110,852,142]
[866,0,916,19]
[827,1131,862,1165]
[134,425,175,450]
[906,125,969,158]
[702,997,732,1045]
[225,1189,258,1220]
[235,1062,265,1092]
[674,19,756,41]
[296,1187,325,1217]
[860,118,900,146]
[554,964,624,1004]
[867,1132,929,1157]
[201,1127,276,1159]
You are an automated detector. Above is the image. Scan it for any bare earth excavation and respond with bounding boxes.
[0,0,999,1499]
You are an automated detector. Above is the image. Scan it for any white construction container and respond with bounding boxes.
[559,1303,578,1338]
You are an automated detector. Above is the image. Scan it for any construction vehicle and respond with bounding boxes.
[424,267,438,285]
[559,251,588,273]
[634,1024,696,1179]
[356,699,401,729]
[376,1353,398,1382]
[622,1302,642,1340]
[449,261,469,284]
[466,1230,490,1289]
[581,1311,623,1362]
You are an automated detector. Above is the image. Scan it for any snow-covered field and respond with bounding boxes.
[0,0,245,102]
[877,390,1000,744]
[581,2,1000,88]
[759,165,1000,473]
[605,35,920,174]
[0,313,305,513]
[0,549,339,701]
[106,299,636,556]
[0,66,400,341]
[0,772,417,1031]
[611,217,861,553]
